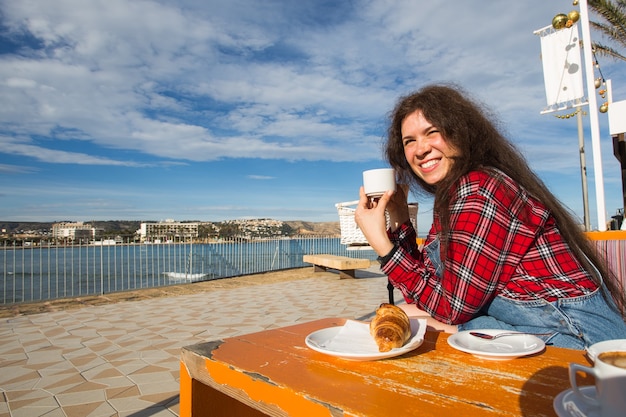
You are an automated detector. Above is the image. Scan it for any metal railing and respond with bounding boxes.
[1,237,377,305]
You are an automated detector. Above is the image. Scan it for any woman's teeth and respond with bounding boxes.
[421,159,438,169]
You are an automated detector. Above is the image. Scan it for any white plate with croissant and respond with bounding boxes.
[305,304,427,361]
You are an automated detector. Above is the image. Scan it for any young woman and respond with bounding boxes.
[355,84,626,349]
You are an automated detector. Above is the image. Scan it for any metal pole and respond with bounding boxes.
[616,133,626,213]
[579,0,608,230]
[607,80,626,225]
[577,109,591,231]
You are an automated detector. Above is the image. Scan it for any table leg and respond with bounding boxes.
[180,360,268,417]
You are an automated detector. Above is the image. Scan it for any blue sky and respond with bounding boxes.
[1,0,625,235]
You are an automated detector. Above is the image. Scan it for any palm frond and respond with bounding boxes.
[587,0,626,61]
[590,21,626,48]
[592,41,626,61]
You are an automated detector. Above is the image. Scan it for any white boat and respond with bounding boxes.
[163,272,209,281]
[163,243,209,281]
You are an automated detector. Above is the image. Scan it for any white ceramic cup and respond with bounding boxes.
[363,168,396,198]
[569,350,626,417]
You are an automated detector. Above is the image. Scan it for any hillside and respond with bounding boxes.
[284,221,340,236]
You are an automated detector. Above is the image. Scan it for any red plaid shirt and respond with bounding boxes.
[381,169,598,325]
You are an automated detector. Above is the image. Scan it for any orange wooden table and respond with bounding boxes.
[179,318,592,417]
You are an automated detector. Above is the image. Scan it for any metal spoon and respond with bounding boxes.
[469,331,553,340]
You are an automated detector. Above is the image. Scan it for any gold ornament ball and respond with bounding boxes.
[595,78,602,89]
[552,14,569,30]
[573,0,579,5]
[599,102,609,113]
[567,11,580,23]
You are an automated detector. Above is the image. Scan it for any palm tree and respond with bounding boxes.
[588,0,626,61]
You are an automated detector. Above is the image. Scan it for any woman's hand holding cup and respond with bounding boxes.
[355,187,394,257]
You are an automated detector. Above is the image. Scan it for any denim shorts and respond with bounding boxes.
[458,288,626,350]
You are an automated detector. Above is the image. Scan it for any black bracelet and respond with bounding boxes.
[377,245,397,265]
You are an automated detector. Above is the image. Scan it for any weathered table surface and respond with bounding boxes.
[180,317,592,417]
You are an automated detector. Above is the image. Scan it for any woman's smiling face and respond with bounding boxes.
[401,110,459,186]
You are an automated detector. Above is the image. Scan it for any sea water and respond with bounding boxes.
[1,237,376,304]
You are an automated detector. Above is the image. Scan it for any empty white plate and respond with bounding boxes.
[553,386,598,417]
[447,329,545,360]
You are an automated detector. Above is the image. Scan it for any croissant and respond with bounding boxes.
[369,303,411,352]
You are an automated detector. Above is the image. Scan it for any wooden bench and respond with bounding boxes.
[303,254,371,279]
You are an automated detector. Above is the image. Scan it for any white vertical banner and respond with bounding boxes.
[536,23,586,112]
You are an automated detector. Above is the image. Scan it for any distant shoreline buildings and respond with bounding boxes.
[51,221,99,241]
[3,218,310,246]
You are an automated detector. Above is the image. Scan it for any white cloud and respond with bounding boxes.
[247,175,275,180]
[0,137,147,166]
[0,0,576,165]
[0,163,38,174]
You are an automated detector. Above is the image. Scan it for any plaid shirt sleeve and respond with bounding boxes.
[381,170,553,325]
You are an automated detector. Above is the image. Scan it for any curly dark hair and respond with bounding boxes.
[385,83,625,317]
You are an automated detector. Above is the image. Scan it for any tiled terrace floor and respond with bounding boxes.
[0,264,396,417]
